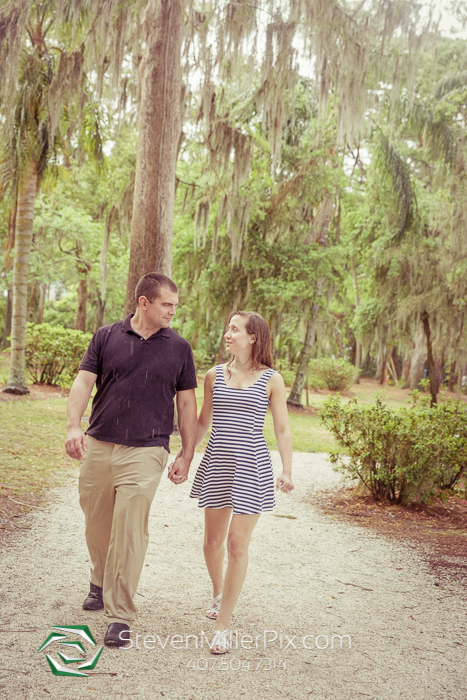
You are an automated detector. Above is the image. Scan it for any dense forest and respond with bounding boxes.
[1,0,466,404]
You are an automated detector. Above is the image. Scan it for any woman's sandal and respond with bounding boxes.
[210,629,230,655]
[206,593,222,620]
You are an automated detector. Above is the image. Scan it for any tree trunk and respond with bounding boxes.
[457,358,465,396]
[390,347,402,381]
[448,361,456,392]
[4,162,38,394]
[336,326,344,358]
[378,352,386,384]
[287,310,318,407]
[288,195,331,407]
[1,286,12,349]
[434,353,444,393]
[354,340,362,383]
[350,258,361,382]
[408,327,427,389]
[124,0,183,314]
[96,214,111,328]
[28,281,39,322]
[76,272,87,332]
[269,314,278,362]
[421,311,437,406]
[75,239,89,332]
[37,283,46,324]
[402,357,411,387]
[27,226,44,322]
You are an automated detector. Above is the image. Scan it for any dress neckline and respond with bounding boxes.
[220,365,273,391]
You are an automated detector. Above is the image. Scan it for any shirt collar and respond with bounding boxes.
[122,314,170,338]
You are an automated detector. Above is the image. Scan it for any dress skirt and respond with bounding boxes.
[190,365,276,515]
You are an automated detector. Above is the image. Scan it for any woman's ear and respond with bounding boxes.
[249,335,256,344]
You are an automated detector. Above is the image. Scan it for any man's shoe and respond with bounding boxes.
[82,583,104,611]
[104,623,131,647]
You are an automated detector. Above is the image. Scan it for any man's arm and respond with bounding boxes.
[168,388,197,484]
[65,370,97,460]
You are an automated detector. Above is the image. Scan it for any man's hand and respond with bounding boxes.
[65,427,88,461]
[65,370,96,461]
[167,454,191,484]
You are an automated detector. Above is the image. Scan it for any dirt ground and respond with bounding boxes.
[315,487,467,586]
[0,383,69,402]
[0,452,466,700]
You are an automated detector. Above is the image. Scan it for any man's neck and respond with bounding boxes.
[130,312,163,340]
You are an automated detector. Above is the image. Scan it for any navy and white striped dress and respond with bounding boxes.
[190,364,276,514]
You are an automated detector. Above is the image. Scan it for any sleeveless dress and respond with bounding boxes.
[190,364,276,514]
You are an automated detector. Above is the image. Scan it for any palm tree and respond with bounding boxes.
[0,0,124,393]
[1,6,54,393]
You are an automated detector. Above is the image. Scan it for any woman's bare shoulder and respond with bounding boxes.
[202,366,217,387]
[267,371,286,389]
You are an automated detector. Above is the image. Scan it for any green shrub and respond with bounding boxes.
[25,323,92,387]
[320,394,467,504]
[310,358,358,391]
[278,369,296,387]
[192,348,214,372]
[279,360,356,390]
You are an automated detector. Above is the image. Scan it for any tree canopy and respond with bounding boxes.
[1,0,466,402]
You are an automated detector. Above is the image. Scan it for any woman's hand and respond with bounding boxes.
[276,473,294,493]
[268,373,293,492]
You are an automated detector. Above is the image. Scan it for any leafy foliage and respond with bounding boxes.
[1,6,466,402]
[320,395,467,505]
[310,358,359,391]
[25,322,91,386]
[372,128,416,239]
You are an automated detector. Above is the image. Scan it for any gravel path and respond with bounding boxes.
[1,452,465,700]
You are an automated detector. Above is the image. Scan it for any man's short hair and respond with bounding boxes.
[135,273,178,304]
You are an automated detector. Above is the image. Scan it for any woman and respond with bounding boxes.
[190,310,294,654]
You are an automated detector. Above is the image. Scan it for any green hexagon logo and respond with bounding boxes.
[37,625,103,677]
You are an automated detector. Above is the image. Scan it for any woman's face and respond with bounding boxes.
[224,315,255,355]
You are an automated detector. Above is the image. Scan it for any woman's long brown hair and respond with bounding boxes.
[226,310,273,373]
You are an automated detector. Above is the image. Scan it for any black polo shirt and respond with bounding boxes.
[78,315,197,450]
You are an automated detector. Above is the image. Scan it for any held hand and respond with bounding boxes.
[276,473,294,493]
[168,455,191,485]
[65,427,88,461]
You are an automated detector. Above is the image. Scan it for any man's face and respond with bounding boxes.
[142,287,179,330]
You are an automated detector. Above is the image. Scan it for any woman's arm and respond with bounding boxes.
[195,366,216,447]
[268,372,294,492]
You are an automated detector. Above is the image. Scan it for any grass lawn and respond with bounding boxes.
[0,398,75,498]
[2,346,465,509]
[0,374,335,506]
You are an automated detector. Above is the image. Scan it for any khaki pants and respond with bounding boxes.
[79,436,168,625]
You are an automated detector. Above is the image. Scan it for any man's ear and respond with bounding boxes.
[137,295,149,309]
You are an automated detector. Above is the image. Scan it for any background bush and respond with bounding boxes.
[25,323,92,387]
[192,348,215,372]
[277,368,296,387]
[310,358,359,391]
[320,394,467,504]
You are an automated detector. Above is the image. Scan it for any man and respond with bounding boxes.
[65,273,197,647]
